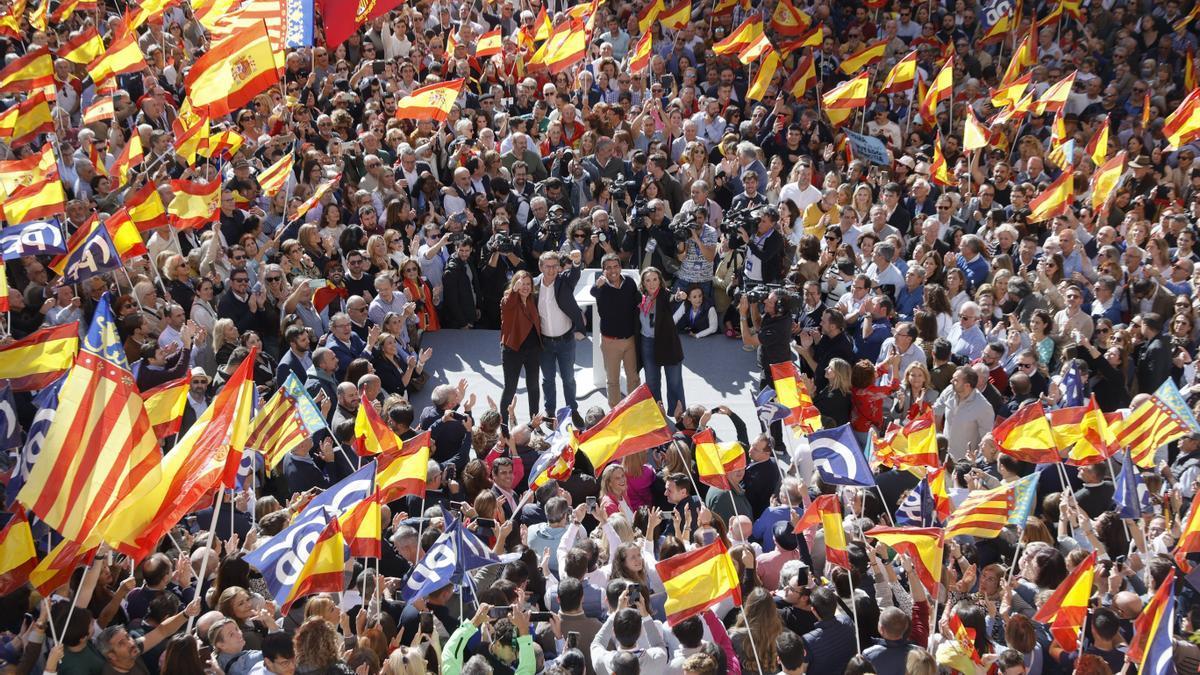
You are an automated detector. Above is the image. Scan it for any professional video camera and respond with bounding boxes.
[609,173,639,202]
[720,205,758,248]
[629,197,653,224]
[539,206,568,238]
[669,212,696,242]
[489,232,520,254]
[745,283,802,315]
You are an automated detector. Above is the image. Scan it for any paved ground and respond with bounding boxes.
[409,329,764,433]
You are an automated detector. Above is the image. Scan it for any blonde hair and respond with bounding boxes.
[212,318,236,352]
[294,617,340,670]
[826,358,852,393]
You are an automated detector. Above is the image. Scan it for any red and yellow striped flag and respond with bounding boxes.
[712,16,762,55]
[1085,115,1109,167]
[661,0,690,29]
[58,27,105,64]
[168,179,221,230]
[2,172,64,225]
[246,385,308,471]
[185,20,282,118]
[545,19,587,74]
[291,174,339,221]
[475,27,503,58]
[994,401,1059,463]
[769,361,821,432]
[0,511,37,595]
[866,526,943,593]
[780,24,824,54]
[354,401,401,457]
[394,79,465,123]
[963,107,990,152]
[784,51,817,99]
[920,55,955,123]
[0,49,53,95]
[0,91,53,147]
[839,39,887,75]
[629,31,652,73]
[636,0,663,33]
[693,428,746,490]
[578,384,671,469]
[126,181,168,232]
[110,132,143,188]
[258,153,293,197]
[139,372,191,439]
[338,492,382,558]
[930,132,954,186]
[1164,88,1200,150]
[82,95,114,126]
[88,24,147,85]
[1032,551,1095,651]
[1090,150,1125,214]
[1178,498,1200,572]
[281,514,347,611]
[795,494,848,567]
[29,537,96,597]
[1026,169,1075,222]
[879,50,918,95]
[769,0,809,35]
[377,431,431,501]
[944,481,1015,539]
[1033,70,1077,115]
[747,48,779,102]
[0,322,77,392]
[822,71,869,109]
[1052,396,1118,466]
[654,539,741,625]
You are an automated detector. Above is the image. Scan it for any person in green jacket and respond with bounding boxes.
[441,602,536,675]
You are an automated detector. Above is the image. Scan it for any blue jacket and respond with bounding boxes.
[326,332,369,380]
[275,349,309,389]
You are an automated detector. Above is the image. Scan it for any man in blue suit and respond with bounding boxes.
[274,325,311,388]
[535,250,586,417]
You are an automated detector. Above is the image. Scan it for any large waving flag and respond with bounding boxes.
[713,16,763,56]
[0,511,36,595]
[1128,568,1175,675]
[1053,397,1118,466]
[822,71,870,109]
[168,179,221,230]
[0,219,66,260]
[944,480,1015,539]
[185,20,283,118]
[2,172,65,226]
[0,324,76,392]
[578,384,671,470]
[0,49,53,94]
[17,294,159,543]
[769,362,821,432]
[1116,378,1200,468]
[58,27,105,64]
[376,432,430,502]
[795,494,848,567]
[693,428,746,490]
[281,512,347,611]
[994,402,1059,464]
[89,24,148,85]
[808,424,874,487]
[0,91,53,147]
[246,374,327,471]
[102,348,258,561]
[1027,169,1075,222]
[401,516,500,602]
[1032,551,1095,651]
[655,538,741,625]
[867,526,943,593]
[5,374,63,505]
[839,39,887,74]
[394,79,465,123]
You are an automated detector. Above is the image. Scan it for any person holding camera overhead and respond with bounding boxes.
[637,267,687,415]
[440,237,481,329]
[499,270,542,424]
[739,206,785,287]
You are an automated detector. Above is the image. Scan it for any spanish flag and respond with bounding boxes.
[1033,69,1076,115]
[661,0,690,29]
[991,71,1031,109]
[258,153,293,197]
[1178,498,1200,572]
[168,179,221,230]
[100,209,148,262]
[395,79,464,123]
[354,401,401,457]
[281,513,348,611]
[0,260,7,313]
[839,39,887,75]
[1090,150,1125,213]
[889,411,940,469]
[533,6,552,41]
[795,494,848,567]
[963,107,990,152]
[110,132,143,188]
[979,6,1014,44]
[0,49,53,95]
[202,128,244,160]
[291,174,339,221]
[1164,88,1200,150]
[879,50,917,95]
[784,52,816,99]
[930,132,954,187]
[578,384,672,470]
[866,526,942,593]
[1189,49,1198,93]
[747,49,779,102]
[1085,115,1109,167]
[1052,396,1118,466]
[821,71,869,109]
[0,511,37,595]
[0,322,78,392]
[338,492,382,558]
[28,537,96,596]
[993,401,1059,464]
[1001,25,1036,85]
[920,55,954,124]
[0,91,53,147]
[944,481,1014,539]
[1128,568,1175,672]
[126,181,169,232]
[654,539,741,625]
[475,28,503,58]
[49,0,94,22]
[713,16,762,56]
[377,431,431,502]
[693,429,746,490]
[173,112,210,165]
[738,32,773,65]
[629,32,652,73]
[58,27,105,65]
[545,19,587,74]
[88,25,147,85]
[1026,169,1075,222]
[780,24,824,54]
[139,372,191,439]
[101,348,257,561]
[82,94,114,125]
[770,0,809,35]
[1032,551,1095,651]
[0,143,56,198]
[636,0,663,33]
[769,361,821,431]
[185,20,282,118]
[2,173,64,226]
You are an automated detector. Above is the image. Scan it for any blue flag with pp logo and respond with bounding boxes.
[808,424,875,487]
[402,516,500,602]
[5,374,64,507]
[0,219,65,260]
[243,506,335,607]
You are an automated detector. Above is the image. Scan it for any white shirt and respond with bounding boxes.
[538,279,573,337]
[779,182,822,213]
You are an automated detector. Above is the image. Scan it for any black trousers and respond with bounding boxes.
[501,345,541,424]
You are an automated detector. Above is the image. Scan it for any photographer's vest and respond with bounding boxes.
[743,230,771,282]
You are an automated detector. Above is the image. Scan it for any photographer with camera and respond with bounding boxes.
[480,223,530,329]
[740,206,785,286]
[621,199,679,277]
[584,210,620,269]
[673,196,719,299]
[530,200,571,256]
[738,288,797,389]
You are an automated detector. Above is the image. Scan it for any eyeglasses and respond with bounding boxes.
[266,277,282,282]
[232,277,249,283]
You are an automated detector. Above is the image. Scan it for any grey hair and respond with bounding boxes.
[430,384,456,406]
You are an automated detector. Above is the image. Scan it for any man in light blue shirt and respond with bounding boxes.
[946,302,987,361]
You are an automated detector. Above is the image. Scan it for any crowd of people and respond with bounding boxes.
[2,0,1200,671]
